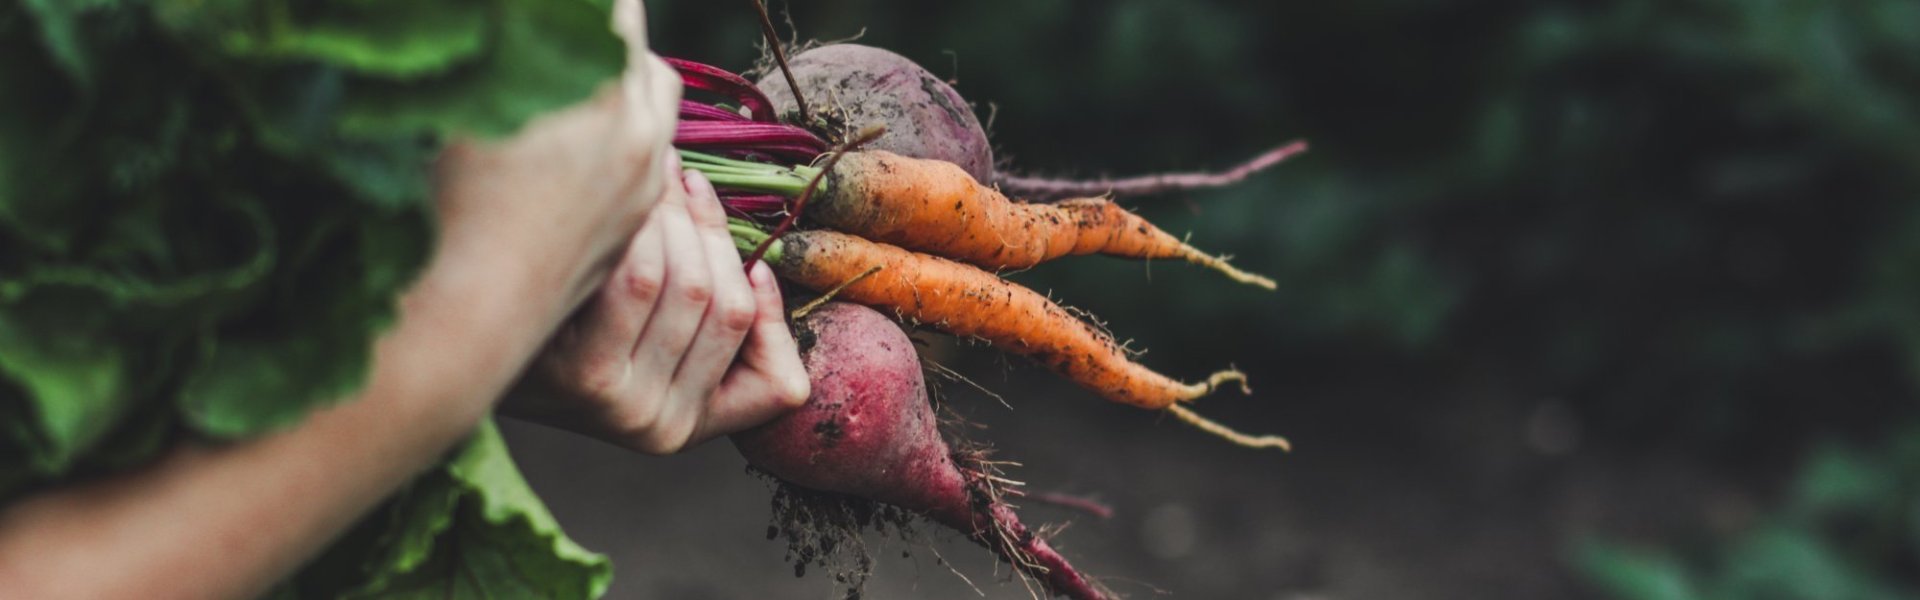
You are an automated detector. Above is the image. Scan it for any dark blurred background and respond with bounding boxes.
[505,1,1920,598]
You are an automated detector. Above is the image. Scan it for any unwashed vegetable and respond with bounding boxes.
[756,44,994,182]
[752,44,1304,201]
[731,302,1110,600]
[733,227,1290,449]
[813,150,1276,289]
[678,31,1294,600]
[749,228,1244,410]
[683,150,1274,288]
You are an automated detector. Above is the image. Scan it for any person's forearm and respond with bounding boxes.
[0,242,571,600]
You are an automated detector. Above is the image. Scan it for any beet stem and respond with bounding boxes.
[743,125,886,271]
[996,139,1309,200]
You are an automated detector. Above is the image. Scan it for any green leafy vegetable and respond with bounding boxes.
[1,0,623,595]
[212,0,493,78]
[283,421,611,599]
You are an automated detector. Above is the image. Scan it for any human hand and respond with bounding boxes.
[502,169,812,454]
[429,0,682,326]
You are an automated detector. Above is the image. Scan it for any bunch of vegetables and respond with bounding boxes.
[668,41,1301,599]
[2,0,1300,597]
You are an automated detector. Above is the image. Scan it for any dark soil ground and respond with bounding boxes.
[505,348,1770,599]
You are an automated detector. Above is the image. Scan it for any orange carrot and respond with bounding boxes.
[813,151,1275,289]
[768,229,1243,409]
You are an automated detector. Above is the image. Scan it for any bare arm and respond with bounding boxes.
[0,236,565,599]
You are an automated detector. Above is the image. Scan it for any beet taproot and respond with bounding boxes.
[732,302,1110,600]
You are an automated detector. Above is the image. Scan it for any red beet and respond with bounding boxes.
[755,44,994,182]
[732,302,1108,600]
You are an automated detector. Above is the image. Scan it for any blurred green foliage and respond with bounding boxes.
[651,0,1920,447]
[1579,427,1920,600]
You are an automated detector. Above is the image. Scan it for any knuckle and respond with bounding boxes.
[632,418,695,455]
[716,301,756,333]
[676,281,712,305]
[568,359,627,399]
[621,269,663,303]
[610,398,664,442]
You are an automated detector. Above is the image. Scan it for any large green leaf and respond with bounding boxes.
[289,421,611,599]
[218,0,491,78]
[175,322,375,438]
[177,207,425,438]
[336,0,622,140]
[0,297,142,475]
[0,197,277,318]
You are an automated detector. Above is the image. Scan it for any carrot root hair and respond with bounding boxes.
[995,140,1309,200]
[1178,246,1277,290]
[789,263,883,320]
[1166,404,1291,451]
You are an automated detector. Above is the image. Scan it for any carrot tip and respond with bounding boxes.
[1185,249,1278,290]
[1166,404,1291,451]
[1228,268,1279,291]
[1215,261,1278,290]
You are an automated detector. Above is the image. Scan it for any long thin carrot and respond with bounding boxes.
[738,227,1285,448]
[813,151,1276,289]
[743,227,1244,409]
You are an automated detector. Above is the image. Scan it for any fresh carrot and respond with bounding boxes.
[733,226,1284,446]
[735,225,1237,408]
[705,150,1276,289]
[733,226,1286,448]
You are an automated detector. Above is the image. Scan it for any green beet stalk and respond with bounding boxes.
[681,150,826,198]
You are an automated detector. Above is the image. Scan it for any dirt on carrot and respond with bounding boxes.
[813,151,1277,289]
[765,230,1247,409]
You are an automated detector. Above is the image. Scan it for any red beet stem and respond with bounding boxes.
[680,99,749,121]
[665,57,778,122]
[673,121,827,161]
[995,139,1309,200]
[719,193,789,214]
[674,121,826,148]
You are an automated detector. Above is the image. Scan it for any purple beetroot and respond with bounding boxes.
[755,44,995,182]
[732,302,1110,600]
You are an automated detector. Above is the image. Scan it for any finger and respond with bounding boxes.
[741,261,809,406]
[687,263,812,443]
[679,166,724,226]
[631,186,711,387]
[666,170,757,406]
[557,215,668,394]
